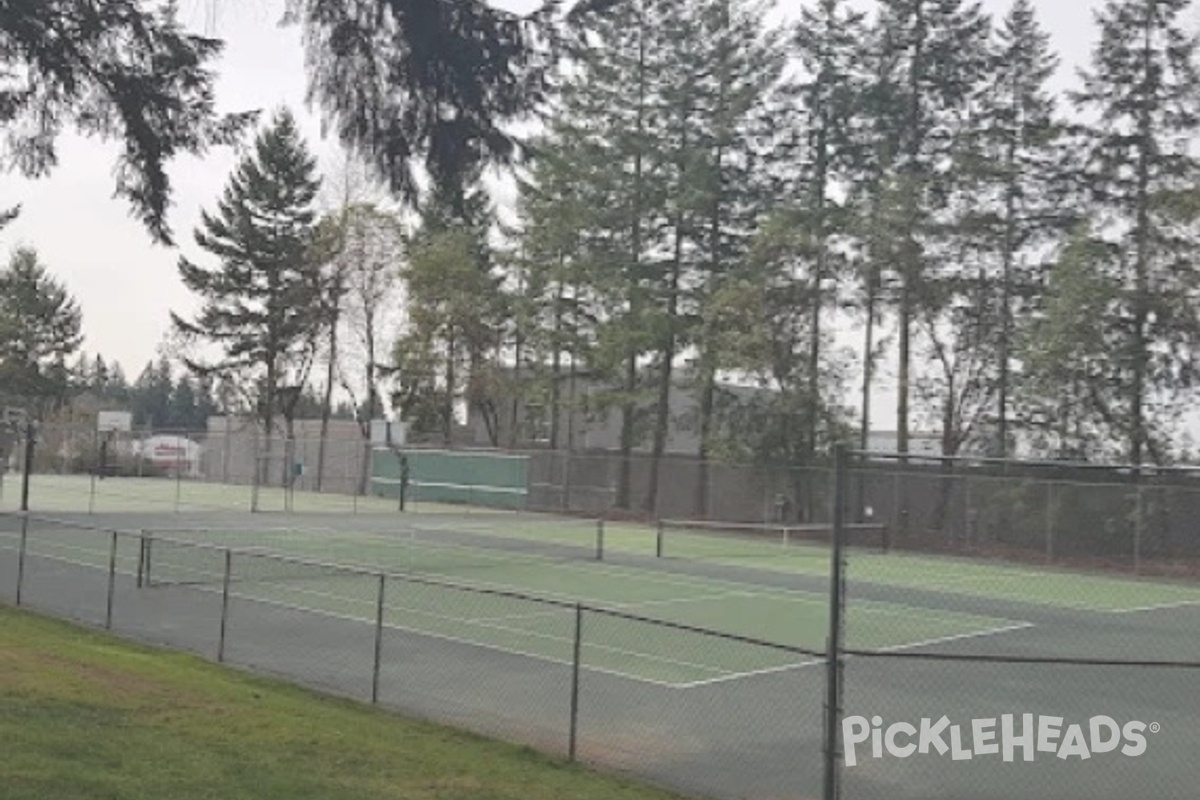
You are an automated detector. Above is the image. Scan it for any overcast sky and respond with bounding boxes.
[3,0,1106,386]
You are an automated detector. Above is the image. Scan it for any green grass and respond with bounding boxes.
[0,605,688,800]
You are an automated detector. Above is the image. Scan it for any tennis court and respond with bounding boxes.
[5,480,1200,800]
[0,473,478,516]
[0,512,1026,686]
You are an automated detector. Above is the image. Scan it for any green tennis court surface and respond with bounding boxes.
[1,520,1025,686]
[0,474,484,516]
[441,515,1200,613]
[7,470,1200,613]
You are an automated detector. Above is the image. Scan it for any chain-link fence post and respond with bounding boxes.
[15,513,28,606]
[218,548,233,662]
[568,602,583,761]
[1134,476,1145,574]
[1045,481,1055,563]
[250,428,261,513]
[88,426,98,513]
[136,532,146,589]
[105,530,118,629]
[372,573,386,704]
[174,438,183,512]
[595,520,604,561]
[823,444,848,800]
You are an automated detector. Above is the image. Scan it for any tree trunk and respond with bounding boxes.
[316,302,339,492]
[444,327,456,447]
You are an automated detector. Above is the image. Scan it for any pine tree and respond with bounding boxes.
[131,359,174,429]
[510,137,598,451]
[1,1,252,242]
[964,0,1066,455]
[685,0,784,513]
[290,0,553,211]
[172,109,324,454]
[867,0,992,455]
[0,248,83,416]
[1070,0,1200,463]
[547,0,675,507]
[766,0,865,474]
[394,173,501,445]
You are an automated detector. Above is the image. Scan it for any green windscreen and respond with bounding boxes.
[371,447,529,509]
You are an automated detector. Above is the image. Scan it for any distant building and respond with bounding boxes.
[461,374,764,455]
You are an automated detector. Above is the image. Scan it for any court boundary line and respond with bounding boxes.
[8,526,1033,645]
[161,525,1041,627]
[1108,598,1200,614]
[671,620,1038,690]
[7,545,1018,691]
[241,581,746,681]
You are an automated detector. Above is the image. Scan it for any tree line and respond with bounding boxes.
[7,0,1200,514]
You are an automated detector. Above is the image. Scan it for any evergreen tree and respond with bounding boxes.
[131,359,174,428]
[106,363,132,409]
[0,1,252,242]
[1069,0,1200,463]
[545,0,674,507]
[0,248,83,416]
[289,0,554,212]
[172,109,324,450]
[867,0,992,455]
[510,133,602,451]
[393,173,501,445]
[963,0,1066,455]
[683,0,784,513]
[764,0,865,472]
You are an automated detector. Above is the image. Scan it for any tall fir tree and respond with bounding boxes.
[0,248,83,416]
[867,0,992,455]
[172,109,324,456]
[1069,0,1200,463]
[394,172,501,445]
[964,0,1067,455]
[0,1,252,241]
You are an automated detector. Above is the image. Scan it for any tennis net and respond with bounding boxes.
[141,519,608,588]
[655,518,887,562]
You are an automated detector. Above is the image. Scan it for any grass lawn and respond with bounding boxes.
[0,605,685,800]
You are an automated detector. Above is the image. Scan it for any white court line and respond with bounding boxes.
[167,521,1057,623]
[249,581,733,679]
[668,659,822,690]
[210,585,699,687]
[1108,598,1200,614]
[11,546,1049,692]
[870,621,1036,654]
[671,621,1038,690]
[464,589,751,624]
[143,532,1033,660]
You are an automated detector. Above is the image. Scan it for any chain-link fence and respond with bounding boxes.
[0,511,828,800]
[5,443,1200,800]
[825,449,1200,800]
